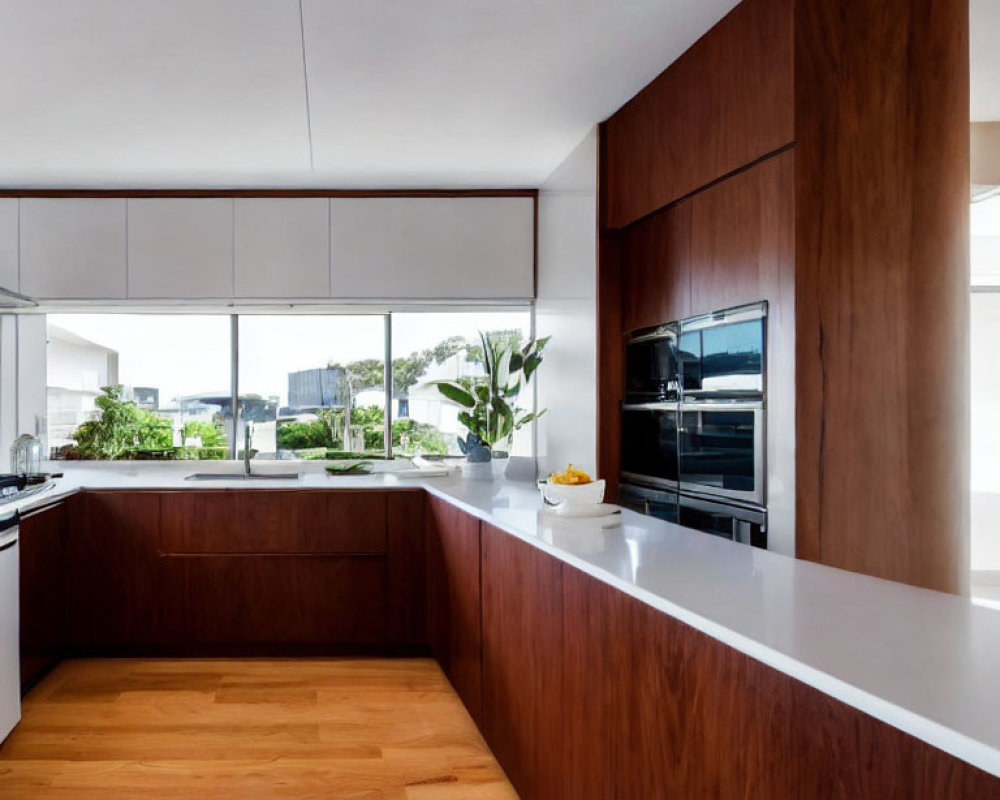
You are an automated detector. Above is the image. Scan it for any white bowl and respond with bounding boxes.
[538,478,606,507]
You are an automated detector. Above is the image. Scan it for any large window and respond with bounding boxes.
[48,315,232,459]
[45,309,532,462]
[239,315,386,461]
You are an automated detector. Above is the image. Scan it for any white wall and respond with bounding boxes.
[0,314,48,469]
[535,129,598,478]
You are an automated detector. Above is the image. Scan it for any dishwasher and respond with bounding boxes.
[0,509,18,742]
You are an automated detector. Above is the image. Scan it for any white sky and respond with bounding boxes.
[49,310,530,408]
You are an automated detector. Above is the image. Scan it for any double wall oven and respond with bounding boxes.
[620,302,767,548]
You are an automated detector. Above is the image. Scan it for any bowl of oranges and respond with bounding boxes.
[538,465,605,507]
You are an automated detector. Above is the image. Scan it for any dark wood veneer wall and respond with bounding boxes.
[597,0,969,593]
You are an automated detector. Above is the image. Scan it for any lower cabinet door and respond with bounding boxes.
[481,523,564,800]
[162,555,388,647]
[19,503,68,686]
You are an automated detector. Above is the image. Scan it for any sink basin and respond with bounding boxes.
[184,472,300,481]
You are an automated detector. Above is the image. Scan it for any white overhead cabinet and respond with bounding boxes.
[19,199,127,299]
[330,197,535,299]
[234,198,329,298]
[0,200,17,292]
[127,199,233,298]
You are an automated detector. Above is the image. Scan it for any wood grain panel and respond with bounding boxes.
[621,199,691,332]
[561,566,630,800]
[67,492,163,648]
[480,523,563,800]
[159,490,387,554]
[563,561,1000,798]
[596,123,625,499]
[793,0,970,592]
[387,491,426,644]
[688,150,794,316]
[425,495,483,724]
[603,0,794,228]
[161,555,387,646]
[18,503,68,688]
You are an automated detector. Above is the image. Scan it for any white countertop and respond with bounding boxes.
[13,461,1000,778]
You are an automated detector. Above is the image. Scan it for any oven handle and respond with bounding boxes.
[623,403,680,411]
[679,400,764,411]
[678,494,766,525]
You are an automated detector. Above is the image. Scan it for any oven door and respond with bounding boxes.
[621,403,679,490]
[678,493,767,548]
[625,324,680,403]
[620,483,678,524]
[678,403,764,506]
[679,302,765,401]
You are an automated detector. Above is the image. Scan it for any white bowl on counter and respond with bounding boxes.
[538,478,606,507]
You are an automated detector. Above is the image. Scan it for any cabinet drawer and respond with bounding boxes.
[162,555,387,645]
[159,491,387,554]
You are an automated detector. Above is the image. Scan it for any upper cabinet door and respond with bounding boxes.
[330,197,535,299]
[0,199,17,292]
[127,199,233,298]
[20,199,127,299]
[234,198,329,298]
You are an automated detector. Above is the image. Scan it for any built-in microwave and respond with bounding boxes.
[625,323,679,403]
[678,402,764,507]
[679,302,766,401]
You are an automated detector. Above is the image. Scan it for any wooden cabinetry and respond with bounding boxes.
[387,491,426,645]
[425,494,483,723]
[480,523,564,800]
[0,198,17,290]
[67,492,162,649]
[603,0,793,228]
[234,198,329,298]
[621,199,691,332]
[18,502,68,688]
[19,198,127,298]
[127,198,234,298]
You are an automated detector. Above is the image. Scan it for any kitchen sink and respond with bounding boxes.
[184,472,300,481]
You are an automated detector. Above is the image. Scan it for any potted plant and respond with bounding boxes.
[430,331,549,477]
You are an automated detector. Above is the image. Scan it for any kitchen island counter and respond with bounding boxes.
[12,461,1000,780]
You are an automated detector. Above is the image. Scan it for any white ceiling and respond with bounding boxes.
[972,0,1000,122]
[1,1,993,190]
[0,0,738,189]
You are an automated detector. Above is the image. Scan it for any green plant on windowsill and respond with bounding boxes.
[428,331,549,462]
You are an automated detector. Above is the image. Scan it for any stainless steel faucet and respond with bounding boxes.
[244,422,252,478]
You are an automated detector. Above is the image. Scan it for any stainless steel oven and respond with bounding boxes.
[678,402,764,507]
[678,494,767,548]
[620,483,678,524]
[679,302,766,401]
[621,403,679,490]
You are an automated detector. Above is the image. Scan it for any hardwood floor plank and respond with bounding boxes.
[0,659,517,800]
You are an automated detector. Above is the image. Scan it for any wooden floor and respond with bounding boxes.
[0,658,519,799]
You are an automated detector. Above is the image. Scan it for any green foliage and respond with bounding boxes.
[72,386,174,460]
[392,417,447,455]
[430,332,549,451]
[182,420,227,449]
[276,420,332,450]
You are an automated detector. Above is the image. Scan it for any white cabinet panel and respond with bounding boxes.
[235,198,329,297]
[330,197,535,299]
[128,199,233,298]
[20,199,126,299]
[0,200,17,292]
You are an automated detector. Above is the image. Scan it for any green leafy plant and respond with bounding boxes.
[182,420,227,449]
[72,385,173,460]
[430,332,549,456]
